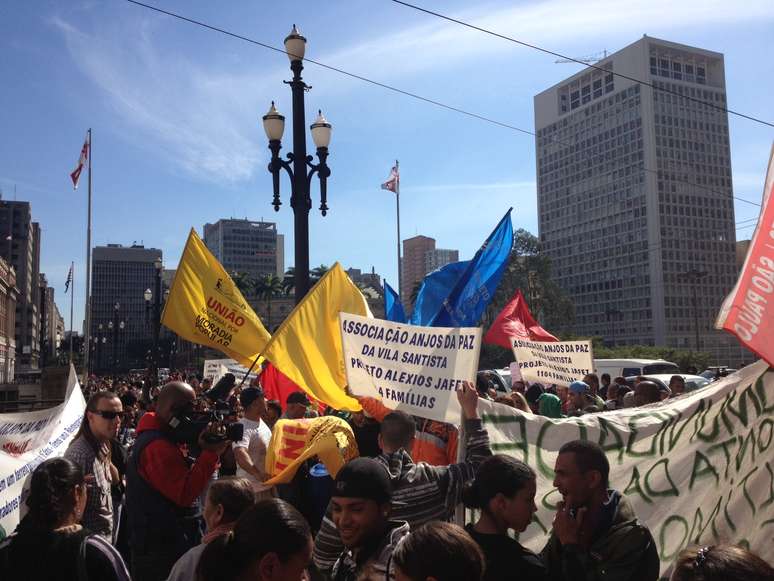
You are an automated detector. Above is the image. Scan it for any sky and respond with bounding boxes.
[1,0,773,330]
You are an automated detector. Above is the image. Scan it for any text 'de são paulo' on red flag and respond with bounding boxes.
[715,143,774,365]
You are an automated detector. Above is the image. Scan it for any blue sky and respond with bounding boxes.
[1,0,773,330]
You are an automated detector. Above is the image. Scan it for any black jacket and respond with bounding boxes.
[542,491,660,581]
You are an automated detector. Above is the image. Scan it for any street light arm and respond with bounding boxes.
[267,140,294,211]
[306,146,330,216]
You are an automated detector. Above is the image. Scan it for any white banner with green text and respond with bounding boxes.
[472,360,774,578]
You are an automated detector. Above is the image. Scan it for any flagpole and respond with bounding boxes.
[83,128,92,377]
[395,160,402,302]
[69,262,74,365]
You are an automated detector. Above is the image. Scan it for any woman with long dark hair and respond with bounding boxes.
[0,457,130,580]
[196,498,313,581]
[463,454,546,581]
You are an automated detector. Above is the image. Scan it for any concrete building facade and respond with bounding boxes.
[0,257,17,382]
[203,219,284,281]
[534,36,750,364]
[401,236,459,306]
[91,244,162,371]
[0,201,41,370]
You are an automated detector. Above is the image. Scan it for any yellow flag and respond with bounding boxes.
[262,263,369,411]
[161,229,271,368]
[264,416,359,484]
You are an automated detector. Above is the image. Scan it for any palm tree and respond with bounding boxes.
[231,271,254,298]
[310,264,330,284]
[255,274,284,326]
[282,267,295,296]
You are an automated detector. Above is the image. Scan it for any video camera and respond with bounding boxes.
[168,374,244,446]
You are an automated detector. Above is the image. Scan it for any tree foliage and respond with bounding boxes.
[481,228,575,336]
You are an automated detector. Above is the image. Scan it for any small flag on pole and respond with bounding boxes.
[381,164,399,192]
[65,264,73,293]
[70,133,90,190]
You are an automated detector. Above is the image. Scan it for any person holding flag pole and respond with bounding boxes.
[381,161,401,299]
[64,263,74,365]
[71,130,91,376]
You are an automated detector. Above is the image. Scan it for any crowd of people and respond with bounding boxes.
[478,371,693,418]
[0,367,772,581]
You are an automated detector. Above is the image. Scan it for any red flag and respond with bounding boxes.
[484,289,558,349]
[715,144,774,365]
[381,164,399,193]
[70,133,90,190]
[260,362,323,412]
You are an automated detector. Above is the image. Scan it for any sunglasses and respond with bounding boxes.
[90,410,123,420]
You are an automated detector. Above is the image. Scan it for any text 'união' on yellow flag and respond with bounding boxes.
[161,228,271,368]
[262,263,370,412]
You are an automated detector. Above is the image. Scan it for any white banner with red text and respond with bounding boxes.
[0,366,85,539]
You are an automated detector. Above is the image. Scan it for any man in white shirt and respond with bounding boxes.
[233,387,274,500]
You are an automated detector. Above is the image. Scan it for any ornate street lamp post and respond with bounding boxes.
[263,25,332,303]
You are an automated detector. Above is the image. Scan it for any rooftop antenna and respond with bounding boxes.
[555,49,608,64]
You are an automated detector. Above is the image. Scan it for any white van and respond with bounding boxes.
[594,359,680,379]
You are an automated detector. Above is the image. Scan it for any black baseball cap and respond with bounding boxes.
[333,458,392,504]
[287,391,311,406]
[239,386,265,408]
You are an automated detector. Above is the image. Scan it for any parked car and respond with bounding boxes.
[700,367,737,380]
[624,374,711,394]
[595,359,680,379]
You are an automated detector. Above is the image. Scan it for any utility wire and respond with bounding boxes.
[389,0,774,130]
[122,0,762,209]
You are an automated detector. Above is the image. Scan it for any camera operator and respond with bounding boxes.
[126,381,230,581]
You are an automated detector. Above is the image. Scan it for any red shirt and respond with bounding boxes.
[135,412,219,507]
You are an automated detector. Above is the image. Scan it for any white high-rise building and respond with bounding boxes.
[203,219,284,280]
[534,36,752,365]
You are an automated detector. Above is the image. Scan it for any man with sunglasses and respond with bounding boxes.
[65,390,124,542]
[126,381,230,581]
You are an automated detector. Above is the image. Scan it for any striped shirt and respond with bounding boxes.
[64,437,114,541]
[313,417,491,572]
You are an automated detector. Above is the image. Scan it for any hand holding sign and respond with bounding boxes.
[456,381,480,420]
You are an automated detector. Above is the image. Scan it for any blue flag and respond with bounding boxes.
[429,209,513,327]
[409,260,469,326]
[384,281,407,323]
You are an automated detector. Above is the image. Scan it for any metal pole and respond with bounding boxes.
[395,160,402,301]
[153,266,161,384]
[83,129,92,377]
[112,307,118,371]
[289,59,310,304]
[692,282,700,351]
[69,262,74,364]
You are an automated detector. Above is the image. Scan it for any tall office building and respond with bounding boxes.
[91,244,162,371]
[401,236,459,306]
[203,219,283,281]
[0,201,41,370]
[0,257,18,382]
[39,274,61,365]
[535,36,749,364]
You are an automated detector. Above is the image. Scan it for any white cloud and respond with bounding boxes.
[50,0,774,182]
[319,0,774,82]
[52,15,275,183]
